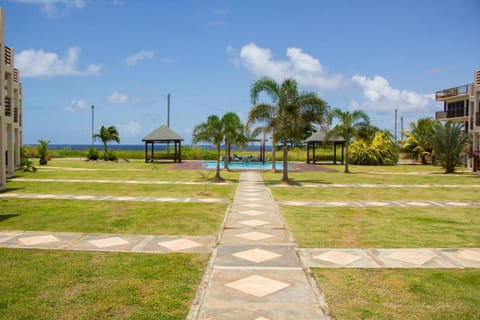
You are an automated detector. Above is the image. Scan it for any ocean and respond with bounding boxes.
[24,144,269,152]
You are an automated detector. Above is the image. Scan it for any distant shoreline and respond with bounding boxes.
[23,144,271,151]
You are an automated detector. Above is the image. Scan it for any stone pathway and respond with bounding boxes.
[11,178,232,185]
[0,230,214,254]
[272,183,480,188]
[279,200,480,208]
[0,192,228,203]
[188,171,331,320]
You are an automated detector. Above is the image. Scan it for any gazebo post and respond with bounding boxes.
[178,141,182,163]
[306,142,310,164]
[151,142,154,163]
[333,142,337,164]
[341,143,344,164]
[144,142,148,163]
[312,142,316,164]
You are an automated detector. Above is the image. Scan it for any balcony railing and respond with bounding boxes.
[14,108,18,123]
[435,111,446,120]
[476,70,480,85]
[13,68,19,83]
[476,112,480,127]
[4,46,12,65]
[435,84,469,100]
[4,97,12,117]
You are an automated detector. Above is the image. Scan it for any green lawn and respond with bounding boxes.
[315,269,480,320]
[0,199,226,235]
[0,249,208,320]
[5,180,236,199]
[282,206,480,248]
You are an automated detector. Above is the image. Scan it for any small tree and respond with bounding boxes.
[37,139,51,165]
[401,117,435,164]
[430,121,469,173]
[93,125,120,160]
[328,108,370,173]
[192,115,224,181]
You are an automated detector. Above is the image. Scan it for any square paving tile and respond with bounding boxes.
[238,219,270,227]
[457,249,480,262]
[158,238,203,251]
[225,275,290,298]
[238,209,265,216]
[89,237,130,248]
[221,229,291,246]
[300,249,379,268]
[236,231,274,241]
[437,248,480,268]
[373,249,456,268]
[232,248,282,263]
[19,235,60,246]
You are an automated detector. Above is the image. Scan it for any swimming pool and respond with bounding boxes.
[201,161,285,170]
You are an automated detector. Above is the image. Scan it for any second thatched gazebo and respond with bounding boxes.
[142,125,183,163]
[305,130,345,164]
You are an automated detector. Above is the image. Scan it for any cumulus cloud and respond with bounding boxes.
[107,91,129,104]
[233,43,344,90]
[64,99,89,112]
[351,74,435,114]
[12,0,85,17]
[125,50,155,66]
[15,47,102,78]
[119,121,142,137]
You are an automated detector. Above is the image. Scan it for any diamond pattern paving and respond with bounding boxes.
[238,219,270,227]
[236,231,275,241]
[457,249,480,262]
[239,209,264,216]
[386,251,434,265]
[89,237,129,248]
[19,235,60,246]
[314,250,362,266]
[225,275,290,298]
[242,203,265,208]
[158,238,202,251]
[233,248,282,263]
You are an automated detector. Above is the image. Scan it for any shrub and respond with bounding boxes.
[351,132,398,165]
[103,150,118,161]
[86,148,100,160]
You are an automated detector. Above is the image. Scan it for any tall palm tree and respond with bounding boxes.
[192,115,224,181]
[249,77,328,182]
[222,112,247,170]
[329,108,370,173]
[93,125,120,154]
[430,121,469,173]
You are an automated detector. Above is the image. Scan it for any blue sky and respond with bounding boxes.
[3,0,479,145]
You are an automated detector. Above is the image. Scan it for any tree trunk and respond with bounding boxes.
[103,141,108,153]
[271,133,277,172]
[224,142,229,170]
[344,142,350,173]
[215,144,222,181]
[282,135,289,182]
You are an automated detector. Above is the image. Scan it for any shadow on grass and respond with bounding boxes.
[0,187,24,193]
[0,214,20,222]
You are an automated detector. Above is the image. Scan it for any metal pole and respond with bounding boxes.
[167,93,171,128]
[394,108,397,145]
[400,116,404,140]
[91,105,94,147]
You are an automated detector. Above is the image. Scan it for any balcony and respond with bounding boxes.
[477,112,480,127]
[435,84,469,100]
[4,46,12,65]
[435,108,468,121]
[13,68,19,83]
[14,108,18,123]
[4,97,12,117]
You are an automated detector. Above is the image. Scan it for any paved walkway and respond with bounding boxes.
[279,200,480,207]
[272,183,480,188]
[0,231,214,254]
[188,171,332,320]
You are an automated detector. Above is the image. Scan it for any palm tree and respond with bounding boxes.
[192,115,224,181]
[329,108,370,173]
[249,77,328,182]
[401,117,435,164]
[430,121,469,173]
[222,112,247,170]
[93,125,120,154]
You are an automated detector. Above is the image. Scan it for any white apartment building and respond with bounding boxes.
[435,70,480,172]
[0,8,23,190]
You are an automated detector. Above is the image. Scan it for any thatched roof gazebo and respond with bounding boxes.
[305,130,345,164]
[142,125,183,163]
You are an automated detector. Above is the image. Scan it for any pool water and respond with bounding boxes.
[201,161,285,170]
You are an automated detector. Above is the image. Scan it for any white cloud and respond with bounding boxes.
[15,47,102,78]
[107,91,129,104]
[125,50,155,66]
[119,121,142,137]
[64,99,89,112]
[351,74,435,114]
[12,0,85,17]
[235,43,344,90]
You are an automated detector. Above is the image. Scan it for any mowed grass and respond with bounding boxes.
[0,249,208,320]
[315,269,480,320]
[282,206,480,248]
[0,198,226,235]
[5,180,236,199]
[270,186,480,202]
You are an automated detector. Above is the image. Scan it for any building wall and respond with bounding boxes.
[0,7,23,190]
